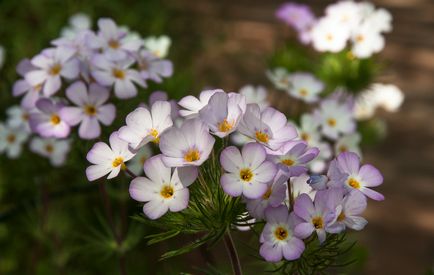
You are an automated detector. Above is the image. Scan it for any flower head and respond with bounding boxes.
[30,137,71,166]
[314,98,355,140]
[6,106,31,132]
[276,3,315,32]
[143,35,171,58]
[178,89,223,118]
[30,98,71,138]
[136,50,173,83]
[239,85,269,111]
[287,73,324,103]
[311,18,350,53]
[266,67,291,90]
[0,123,29,159]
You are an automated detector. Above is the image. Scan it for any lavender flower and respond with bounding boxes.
[30,98,71,138]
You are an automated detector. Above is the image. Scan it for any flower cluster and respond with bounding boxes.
[277,0,392,58]
[85,86,384,263]
[0,14,173,166]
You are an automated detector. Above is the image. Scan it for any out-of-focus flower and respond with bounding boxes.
[239,85,269,110]
[260,206,305,262]
[0,123,29,159]
[311,18,350,53]
[61,13,92,38]
[266,67,291,90]
[60,81,116,139]
[178,89,223,118]
[127,145,153,175]
[351,25,385,58]
[30,137,71,166]
[13,59,43,109]
[136,50,173,83]
[6,106,31,132]
[325,0,363,31]
[276,3,316,32]
[143,35,171,58]
[335,133,361,157]
[30,98,71,138]
[159,118,215,167]
[314,98,355,140]
[119,101,173,150]
[220,143,276,199]
[86,131,134,181]
[129,155,197,220]
[287,73,324,103]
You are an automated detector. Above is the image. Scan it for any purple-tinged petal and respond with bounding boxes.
[259,242,283,263]
[221,173,243,197]
[360,187,384,201]
[294,222,314,239]
[168,188,189,212]
[359,164,383,187]
[282,238,305,260]
[97,104,116,125]
[220,146,243,173]
[79,117,101,139]
[294,193,314,221]
[143,200,169,220]
[242,142,267,170]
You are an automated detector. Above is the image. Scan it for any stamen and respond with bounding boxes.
[348,178,361,189]
[184,149,200,162]
[299,88,308,97]
[112,68,125,79]
[160,185,174,199]
[312,216,324,229]
[112,157,125,168]
[337,211,346,222]
[6,134,16,143]
[108,39,120,49]
[149,128,159,144]
[45,144,54,153]
[281,159,295,166]
[274,226,288,241]
[84,105,97,116]
[239,168,253,182]
[50,114,61,125]
[49,63,62,75]
[218,119,233,133]
[255,131,269,143]
[327,118,336,127]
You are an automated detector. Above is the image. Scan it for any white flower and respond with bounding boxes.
[178,89,223,118]
[311,18,350,53]
[6,106,31,132]
[239,85,269,110]
[0,123,29,159]
[30,137,71,166]
[266,67,291,90]
[86,131,135,181]
[287,73,324,103]
[335,133,362,157]
[370,83,404,112]
[143,35,171,58]
[61,13,92,38]
[351,25,385,58]
[363,8,392,33]
[325,0,363,32]
[314,99,355,140]
[129,155,197,220]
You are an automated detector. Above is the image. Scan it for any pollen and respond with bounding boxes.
[112,157,125,168]
[281,159,295,166]
[348,178,361,189]
[262,187,272,199]
[337,211,346,222]
[108,39,120,49]
[160,185,174,199]
[49,63,62,75]
[355,35,364,42]
[184,149,200,162]
[274,226,288,241]
[301,132,310,141]
[327,118,336,127]
[112,68,126,79]
[338,145,348,152]
[255,131,269,143]
[6,134,16,143]
[326,33,333,41]
[45,144,54,153]
[50,114,61,125]
[84,105,97,116]
[149,128,159,144]
[218,119,233,133]
[299,88,308,97]
[312,216,324,229]
[239,168,253,182]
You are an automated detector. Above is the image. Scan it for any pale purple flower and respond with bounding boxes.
[220,142,277,199]
[266,67,291,91]
[178,89,224,118]
[276,3,316,32]
[29,98,71,138]
[30,137,71,166]
[327,189,368,233]
[6,106,31,132]
[159,118,215,167]
[287,73,324,103]
[0,123,29,159]
[91,54,146,99]
[260,205,305,262]
[199,92,246,138]
[129,154,197,220]
[136,50,173,83]
[25,47,79,96]
[267,140,319,177]
[238,104,298,151]
[86,131,135,181]
[59,81,116,139]
[118,101,173,150]
[245,170,288,219]
[294,190,337,243]
[328,152,384,201]
[12,59,43,109]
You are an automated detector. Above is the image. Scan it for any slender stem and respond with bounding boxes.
[223,231,242,275]
[123,167,137,178]
[287,179,294,211]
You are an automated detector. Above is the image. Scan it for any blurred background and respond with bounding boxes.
[0,0,433,274]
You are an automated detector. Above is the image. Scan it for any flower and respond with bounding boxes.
[29,98,71,138]
[245,170,288,219]
[61,13,92,38]
[267,140,319,177]
[311,18,350,53]
[60,81,116,139]
[199,92,246,138]
[239,85,269,110]
[30,137,71,166]
[266,67,291,90]
[328,152,384,201]
[89,18,142,61]
[127,145,153,175]
[314,98,355,140]
[148,91,179,120]
[220,142,277,199]
[86,131,135,181]
[159,118,215,167]
[6,106,31,132]
[178,89,223,118]
[136,50,173,83]
[259,205,305,262]
[291,174,316,200]
[334,133,361,157]
[238,104,298,151]
[143,35,171,58]
[13,58,43,109]
[351,25,385,58]
[129,155,197,220]
[25,47,79,96]
[287,73,324,103]
[118,101,173,150]
[363,7,392,33]
[325,1,362,31]
[276,3,315,32]
[294,190,337,243]
[0,123,29,159]
[91,54,146,99]
[327,189,368,233]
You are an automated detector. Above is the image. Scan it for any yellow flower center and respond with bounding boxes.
[348,178,361,189]
[184,149,200,162]
[108,39,120,49]
[149,128,159,144]
[262,187,272,199]
[299,88,308,97]
[49,63,62,75]
[281,159,295,166]
[337,211,346,222]
[356,35,364,42]
[218,119,233,133]
[160,185,174,199]
[312,216,324,229]
[112,68,125,79]
[326,33,333,41]
[274,227,288,241]
[327,118,337,127]
[50,114,61,125]
[34,84,43,92]
[338,145,348,152]
[45,144,54,153]
[6,134,16,143]
[239,168,253,182]
[84,105,97,116]
[112,157,126,169]
[255,131,269,143]
[301,132,310,141]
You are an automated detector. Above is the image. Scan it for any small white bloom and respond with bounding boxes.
[314,99,355,140]
[178,89,223,118]
[370,83,404,112]
[6,106,32,132]
[351,25,385,58]
[239,85,269,110]
[335,133,362,157]
[311,18,350,53]
[30,137,71,166]
[143,35,171,58]
[0,123,29,159]
[266,67,291,90]
[287,73,324,103]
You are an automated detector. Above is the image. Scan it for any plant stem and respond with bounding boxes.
[123,167,137,178]
[223,231,242,275]
[287,179,294,211]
